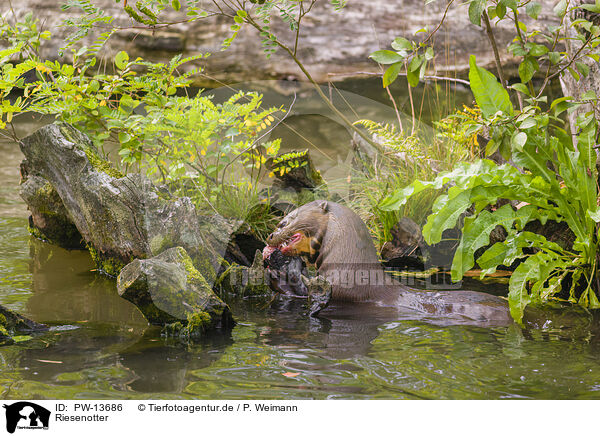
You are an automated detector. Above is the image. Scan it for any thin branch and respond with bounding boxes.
[482,11,508,91]
[327,71,470,86]
[422,0,456,45]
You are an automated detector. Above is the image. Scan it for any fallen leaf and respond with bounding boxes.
[282,372,300,378]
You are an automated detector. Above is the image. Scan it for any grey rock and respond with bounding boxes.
[117,247,235,332]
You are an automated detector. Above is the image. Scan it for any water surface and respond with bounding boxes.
[1,95,600,400]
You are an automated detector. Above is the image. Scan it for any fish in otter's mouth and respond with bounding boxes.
[262,232,307,260]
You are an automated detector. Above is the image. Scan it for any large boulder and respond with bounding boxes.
[1,1,560,85]
[19,122,218,279]
[117,247,235,335]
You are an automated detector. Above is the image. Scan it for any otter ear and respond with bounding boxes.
[317,200,328,212]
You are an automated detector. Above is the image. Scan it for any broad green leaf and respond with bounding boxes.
[519,118,536,129]
[370,50,404,64]
[554,0,567,17]
[478,242,509,276]
[383,62,402,87]
[407,68,419,87]
[510,83,530,96]
[579,3,600,12]
[452,204,518,281]
[509,256,541,322]
[496,3,507,18]
[518,58,536,83]
[512,131,527,149]
[500,0,518,10]
[469,0,486,26]
[409,55,423,72]
[391,37,412,51]
[468,55,513,118]
[548,51,561,64]
[576,61,590,77]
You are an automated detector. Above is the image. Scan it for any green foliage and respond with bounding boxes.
[372,0,600,322]
[381,99,600,322]
[468,56,513,118]
[349,119,473,246]
[0,12,283,238]
[369,37,434,88]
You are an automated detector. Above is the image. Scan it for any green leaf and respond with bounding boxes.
[510,83,530,96]
[452,204,527,281]
[509,257,539,322]
[391,37,412,51]
[526,1,542,18]
[370,50,404,64]
[576,61,590,78]
[115,51,129,70]
[518,58,536,83]
[554,0,567,17]
[468,0,486,26]
[519,118,536,129]
[587,207,600,222]
[500,0,518,11]
[409,55,423,72]
[383,62,403,87]
[548,51,561,64]
[496,3,506,18]
[407,68,419,87]
[468,55,513,118]
[171,0,181,11]
[579,3,600,13]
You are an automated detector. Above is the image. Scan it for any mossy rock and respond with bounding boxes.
[217,250,274,297]
[0,305,48,345]
[20,122,221,281]
[117,247,235,334]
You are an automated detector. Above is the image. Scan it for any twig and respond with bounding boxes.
[327,71,470,86]
[423,0,457,45]
[482,11,508,90]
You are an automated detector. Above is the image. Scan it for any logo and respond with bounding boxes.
[3,402,50,434]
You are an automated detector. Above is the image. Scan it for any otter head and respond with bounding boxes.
[264,200,330,261]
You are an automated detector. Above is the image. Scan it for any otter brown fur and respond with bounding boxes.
[265,200,512,325]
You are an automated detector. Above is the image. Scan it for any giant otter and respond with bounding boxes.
[264,200,513,325]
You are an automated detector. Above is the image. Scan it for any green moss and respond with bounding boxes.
[0,314,10,338]
[87,243,128,277]
[149,234,173,255]
[179,248,206,284]
[28,224,47,241]
[83,147,125,179]
[161,311,212,340]
[185,311,212,334]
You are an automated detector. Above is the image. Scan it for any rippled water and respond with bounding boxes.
[2,99,600,400]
